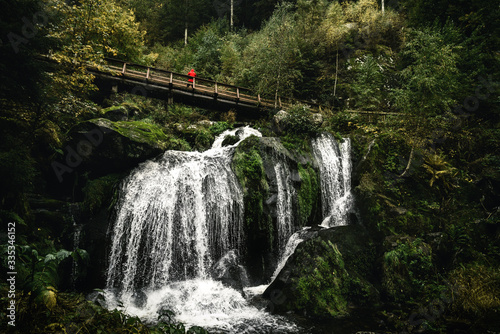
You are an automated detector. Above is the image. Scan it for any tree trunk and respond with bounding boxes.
[275,72,280,109]
[184,0,189,45]
[333,48,339,97]
[381,0,385,13]
[230,0,234,30]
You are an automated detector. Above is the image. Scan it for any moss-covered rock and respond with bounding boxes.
[63,118,185,178]
[101,105,128,121]
[232,135,272,280]
[232,134,323,282]
[297,163,321,226]
[264,225,379,319]
[382,236,434,303]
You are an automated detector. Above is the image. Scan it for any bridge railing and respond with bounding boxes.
[102,58,338,113]
[103,58,266,106]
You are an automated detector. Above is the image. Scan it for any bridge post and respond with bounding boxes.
[167,93,174,105]
[121,63,127,74]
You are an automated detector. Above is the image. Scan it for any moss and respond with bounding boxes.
[382,237,434,303]
[175,126,215,151]
[232,136,273,252]
[82,174,123,214]
[291,240,349,318]
[87,118,194,152]
[101,105,126,114]
[221,135,239,147]
[209,121,233,136]
[297,163,321,226]
[88,118,170,149]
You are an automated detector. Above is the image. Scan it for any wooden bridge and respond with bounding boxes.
[89,58,400,119]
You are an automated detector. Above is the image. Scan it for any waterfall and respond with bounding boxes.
[274,161,295,257]
[106,127,259,292]
[69,203,83,288]
[312,133,353,227]
[104,127,298,332]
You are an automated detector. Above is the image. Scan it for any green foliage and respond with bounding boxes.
[391,27,461,117]
[47,0,150,99]
[209,121,233,136]
[292,240,349,318]
[284,105,321,136]
[348,54,394,110]
[296,163,320,226]
[190,22,225,80]
[232,136,273,251]
[322,0,403,51]
[383,238,434,303]
[236,3,302,99]
[82,174,122,213]
[4,245,89,310]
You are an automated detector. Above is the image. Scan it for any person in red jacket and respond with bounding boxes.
[187,69,196,88]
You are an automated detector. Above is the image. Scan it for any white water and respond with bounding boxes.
[274,161,295,257]
[271,227,312,282]
[104,127,300,332]
[104,279,297,333]
[312,134,353,227]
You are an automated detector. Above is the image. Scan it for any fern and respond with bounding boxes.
[17,245,90,310]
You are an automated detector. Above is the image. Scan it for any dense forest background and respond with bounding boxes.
[1,0,499,332]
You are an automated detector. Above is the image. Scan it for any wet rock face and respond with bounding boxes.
[63,118,169,177]
[264,224,379,319]
[232,135,322,284]
[211,250,249,292]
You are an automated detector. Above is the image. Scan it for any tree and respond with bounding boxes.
[390,27,462,175]
[157,0,216,44]
[237,4,301,104]
[46,0,148,96]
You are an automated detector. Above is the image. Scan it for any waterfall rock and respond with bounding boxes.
[264,224,379,319]
[211,250,249,291]
[232,135,322,283]
[65,118,170,177]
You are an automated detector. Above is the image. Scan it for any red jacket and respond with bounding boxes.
[188,69,196,83]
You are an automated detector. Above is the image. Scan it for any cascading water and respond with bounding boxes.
[104,127,299,332]
[266,133,354,286]
[312,133,353,227]
[274,161,295,257]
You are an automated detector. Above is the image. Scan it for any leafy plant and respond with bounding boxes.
[13,246,89,309]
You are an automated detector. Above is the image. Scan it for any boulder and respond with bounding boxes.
[232,135,322,283]
[61,118,170,177]
[211,250,249,291]
[264,224,379,319]
[272,110,289,134]
[102,106,128,121]
[310,112,324,127]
